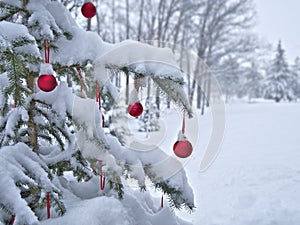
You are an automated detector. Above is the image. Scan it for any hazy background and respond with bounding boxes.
[254,0,299,62]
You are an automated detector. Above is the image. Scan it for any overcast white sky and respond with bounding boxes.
[254,0,300,62]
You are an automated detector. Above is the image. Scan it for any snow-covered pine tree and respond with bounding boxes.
[138,99,160,133]
[291,57,300,99]
[138,80,160,133]
[0,1,194,224]
[265,41,293,102]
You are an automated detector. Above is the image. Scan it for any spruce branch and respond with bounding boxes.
[0,2,26,21]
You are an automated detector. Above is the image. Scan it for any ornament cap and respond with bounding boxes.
[177,130,188,141]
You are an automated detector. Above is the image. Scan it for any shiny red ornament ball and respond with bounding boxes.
[173,140,193,158]
[81,2,96,18]
[128,102,143,117]
[37,74,57,92]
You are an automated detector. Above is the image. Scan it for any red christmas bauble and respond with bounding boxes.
[81,2,96,18]
[128,102,143,117]
[37,74,57,92]
[173,140,193,158]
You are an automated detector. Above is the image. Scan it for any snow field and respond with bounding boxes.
[176,102,300,225]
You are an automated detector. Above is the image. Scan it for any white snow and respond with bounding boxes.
[176,102,300,225]
[1,0,22,8]
[34,82,74,118]
[39,63,55,75]
[40,180,191,225]
[93,41,183,85]
[45,1,112,65]
[0,143,57,225]
[0,72,9,108]
[27,0,62,40]
[0,21,40,57]
[2,107,28,139]
[41,196,133,225]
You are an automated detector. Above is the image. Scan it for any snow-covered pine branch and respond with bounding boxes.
[0,143,62,224]
[0,0,195,224]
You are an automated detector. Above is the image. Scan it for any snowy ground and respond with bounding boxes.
[175,101,300,225]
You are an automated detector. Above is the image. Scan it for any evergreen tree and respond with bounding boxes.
[291,57,300,99]
[138,97,160,133]
[0,1,194,224]
[264,41,293,102]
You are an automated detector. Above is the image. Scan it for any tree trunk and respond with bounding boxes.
[186,48,191,98]
[196,72,203,109]
[156,87,160,118]
[23,0,28,7]
[172,10,184,52]
[147,77,151,99]
[96,1,101,35]
[137,0,144,41]
[125,72,129,104]
[126,0,130,39]
[112,0,116,43]
[125,0,130,104]
[67,74,72,87]
[189,57,202,105]
[201,79,207,115]
[206,77,211,107]
[87,18,91,31]
[26,74,38,152]
[162,0,175,42]
[157,0,166,46]
[115,73,120,88]
[196,84,202,109]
